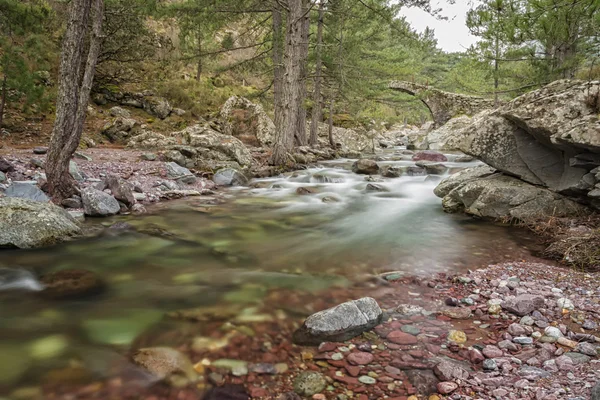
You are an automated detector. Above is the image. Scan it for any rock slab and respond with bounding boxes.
[0,197,80,248]
[292,297,383,345]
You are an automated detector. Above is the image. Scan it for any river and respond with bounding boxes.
[0,148,547,396]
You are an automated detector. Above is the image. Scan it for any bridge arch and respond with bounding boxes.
[389,81,495,127]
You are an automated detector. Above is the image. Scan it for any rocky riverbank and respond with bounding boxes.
[21,261,600,400]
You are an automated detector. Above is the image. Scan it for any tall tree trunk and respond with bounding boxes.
[0,75,7,129]
[46,0,104,203]
[309,0,324,147]
[328,99,335,148]
[294,0,309,146]
[494,37,499,107]
[272,0,284,138]
[271,0,305,165]
[196,35,203,81]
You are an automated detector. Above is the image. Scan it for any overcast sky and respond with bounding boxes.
[399,1,479,53]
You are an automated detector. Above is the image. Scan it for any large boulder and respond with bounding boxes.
[437,172,589,221]
[220,96,275,146]
[127,130,178,149]
[426,116,472,150]
[213,168,248,186]
[0,197,80,248]
[4,182,49,202]
[312,122,375,155]
[81,187,120,217]
[101,117,139,143]
[105,175,136,206]
[292,297,383,345]
[143,96,172,120]
[450,80,600,208]
[178,124,253,167]
[352,159,379,175]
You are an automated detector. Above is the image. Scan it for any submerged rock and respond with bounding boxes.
[214,168,248,186]
[412,150,448,162]
[0,197,80,248]
[292,297,383,345]
[40,269,104,299]
[132,347,197,387]
[352,159,379,175]
[293,371,327,396]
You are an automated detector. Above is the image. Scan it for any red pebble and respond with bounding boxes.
[387,331,418,345]
[347,352,374,365]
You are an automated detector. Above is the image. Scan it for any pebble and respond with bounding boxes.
[437,381,458,394]
[513,337,534,345]
[401,325,421,336]
[545,327,563,338]
[520,316,535,326]
[387,331,418,345]
[557,298,575,310]
[557,337,577,348]
[358,376,377,385]
[483,359,498,370]
[331,353,343,361]
[447,330,467,344]
[347,352,373,366]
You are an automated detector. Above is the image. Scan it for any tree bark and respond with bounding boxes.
[328,98,335,148]
[46,0,104,203]
[309,0,324,147]
[294,0,309,146]
[0,75,7,129]
[196,33,203,81]
[271,0,284,151]
[271,0,305,165]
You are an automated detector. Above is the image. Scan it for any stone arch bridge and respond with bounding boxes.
[389,81,496,127]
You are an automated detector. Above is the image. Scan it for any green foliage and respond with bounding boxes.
[0,0,56,119]
[96,0,160,85]
[156,76,258,117]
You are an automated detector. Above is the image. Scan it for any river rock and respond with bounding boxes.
[439,173,589,220]
[132,347,197,386]
[106,175,136,206]
[102,117,139,143]
[214,168,248,186]
[448,80,600,208]
[0,197,80,248]
[437,381,458,394]
[293,371,326,396]
[292,297,383,345]
[4,182,49,202]
[405,369,439,395]
[0,156,15,172]
[434,165,496,198]
[433,360,469,381]
[412,150,448,162]
[165,162,196,184]
[352,159,379,175]
[143,96,172,119]
[591,381,600,400]
[502,294,545,316]
[81,187,120,217]
[220,96,275,146]
[415,161,447,175]
[380,165,402,178]
[204,385,249,400]
[109,106,131,118]
[40,269,104,299]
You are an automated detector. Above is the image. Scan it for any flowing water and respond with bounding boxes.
[0,148,547,396]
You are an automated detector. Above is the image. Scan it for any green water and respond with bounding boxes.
[0,155,545,396]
